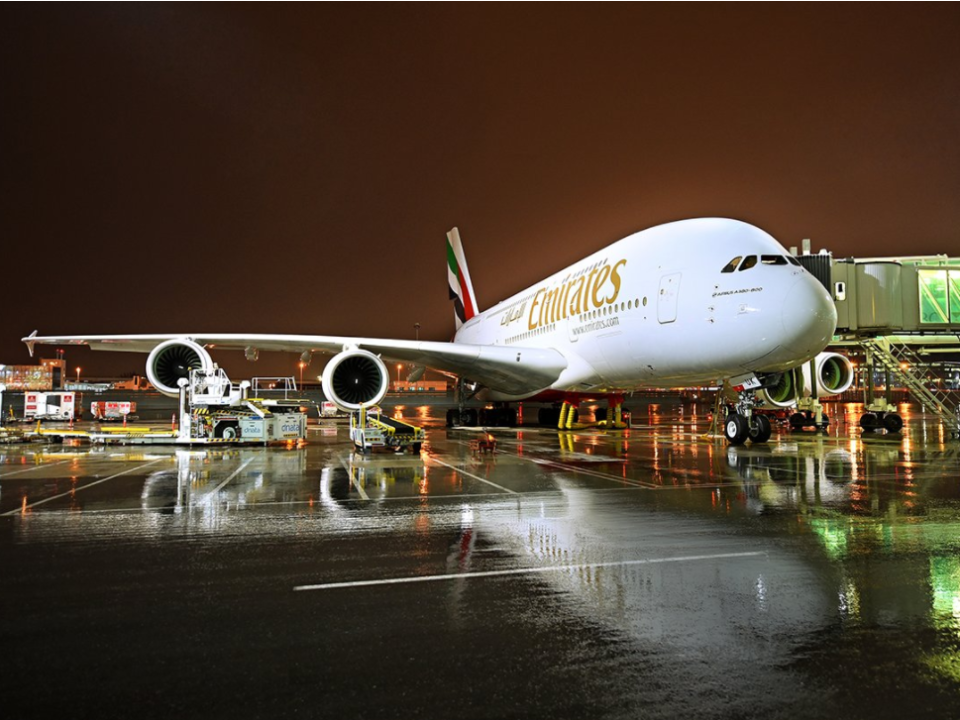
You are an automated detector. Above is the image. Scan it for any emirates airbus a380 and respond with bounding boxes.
[24,218,841,445]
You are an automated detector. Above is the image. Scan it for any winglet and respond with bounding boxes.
[24,330,38,358]
[446,227,479,331]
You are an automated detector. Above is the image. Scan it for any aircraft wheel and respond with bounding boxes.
[446,409,460,427]
[724,413,749,445]
[859,413,879,431]
[817,413,830,430]
[789,412,807,430]
[462,408,478,427]
[748,414,772,443]
[883,413,904,433]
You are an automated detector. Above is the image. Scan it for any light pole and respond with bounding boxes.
[298,362,305,390]
[414,323,420,341]
[396,364,402,390]
[76,367,81,384]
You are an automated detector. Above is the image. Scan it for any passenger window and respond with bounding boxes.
[721,256,742,273]
[761,255,788,265]
[738,255,758,271]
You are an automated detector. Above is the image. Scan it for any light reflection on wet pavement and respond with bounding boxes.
[2,400,960,719]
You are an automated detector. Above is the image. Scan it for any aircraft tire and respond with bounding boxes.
[462,408,478,426]
[789,412,807,430]
[748,414,772,443]
[724,413,749,445]
[859,413,879,431]
[882,413,904,433]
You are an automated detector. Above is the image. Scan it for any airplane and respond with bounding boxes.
[22,217,842,445]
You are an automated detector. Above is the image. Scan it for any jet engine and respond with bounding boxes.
[146,338,214,397]
[321,348,389,412]
[758,351,854,408]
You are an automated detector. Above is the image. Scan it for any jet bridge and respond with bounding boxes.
[794,244,960,438]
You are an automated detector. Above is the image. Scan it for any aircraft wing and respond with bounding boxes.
[22,332,568,397]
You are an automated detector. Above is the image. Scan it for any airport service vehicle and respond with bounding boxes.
[319,401,339,418]
[112,375,152,391]
[23,217,839,445]
[23,392,76,421]
[90,401,137,421]
[350,405,424,454]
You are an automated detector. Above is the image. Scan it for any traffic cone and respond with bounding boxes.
[123,413,127,427]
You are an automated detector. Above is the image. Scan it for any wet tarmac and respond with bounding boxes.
[2,401,960,719]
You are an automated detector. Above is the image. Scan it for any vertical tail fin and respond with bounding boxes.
[447,227,478,330]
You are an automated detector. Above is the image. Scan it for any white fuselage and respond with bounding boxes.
[454,218,836,400]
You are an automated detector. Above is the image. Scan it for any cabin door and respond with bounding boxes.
[657,273,681,324]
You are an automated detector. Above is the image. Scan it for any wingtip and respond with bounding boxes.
[23,330,38,358]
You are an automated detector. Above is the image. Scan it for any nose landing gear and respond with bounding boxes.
[723,389,772,446]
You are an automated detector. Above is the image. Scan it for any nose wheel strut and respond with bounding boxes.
[723,390,772,445]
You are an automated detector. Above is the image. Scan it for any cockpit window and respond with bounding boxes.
[738,255,758,271]
[721,256,742,273]
[760,255,788,265]
[787,256,800,266]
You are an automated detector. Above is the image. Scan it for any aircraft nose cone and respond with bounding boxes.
[781,275,837,357]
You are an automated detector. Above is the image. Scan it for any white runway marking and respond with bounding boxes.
[429,457,518,494]
[0,459,76,479]
[337,455,369,500]
[208,457,256,495]
[294,550,766,591]
[2,459,166,515]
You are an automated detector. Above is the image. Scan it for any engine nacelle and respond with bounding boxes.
[146,339,214,397]
[757,352,854,408]
[807,351,854,398]
[757,370,800,408]
[321,349,389,413]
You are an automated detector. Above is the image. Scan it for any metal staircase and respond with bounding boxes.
[859,337,960,436]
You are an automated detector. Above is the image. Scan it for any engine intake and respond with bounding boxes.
[146,339,214,397]
[757,352,854,408]
[814,352,854,397]
[321,349,389,412]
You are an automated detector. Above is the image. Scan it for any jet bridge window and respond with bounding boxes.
[760,255,788,265]
[721,256,742,273]
[738,255,758,271]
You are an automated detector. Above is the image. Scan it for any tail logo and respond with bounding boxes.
[446,227,478,330]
